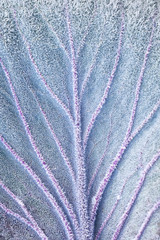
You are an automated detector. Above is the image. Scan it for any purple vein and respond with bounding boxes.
[93,98,160,204]
[123,28,155,142]
[12,10,74,124]
[65,2,91,239]
[31,89,76,183]
[111,150,160,240]
[0,179,48,240]
[129,99,160,142]
[94,186,126,240]
[83,13,124,151]
[90,20,155,224]
[87,116,113,195]
[27,43,74,124]
[0,202,48,240]
[80,40,102,101]
[76,3,97,59]
[0,135,74,240]
[0,59,78,238]
[94,170,137,240]
[134,199,160,240]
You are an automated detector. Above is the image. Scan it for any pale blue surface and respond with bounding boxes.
[0,1,160,239]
